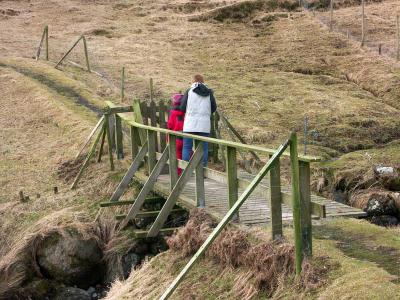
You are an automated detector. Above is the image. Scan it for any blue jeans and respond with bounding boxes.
[182,132,209,166]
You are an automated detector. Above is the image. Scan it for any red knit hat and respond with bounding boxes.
[171,93,183,105]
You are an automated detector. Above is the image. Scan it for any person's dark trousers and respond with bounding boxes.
[182,132,209,166]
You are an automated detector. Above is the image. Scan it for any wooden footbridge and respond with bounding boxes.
[71,99,365,299]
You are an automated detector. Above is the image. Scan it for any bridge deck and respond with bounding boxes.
[134,171,366,226]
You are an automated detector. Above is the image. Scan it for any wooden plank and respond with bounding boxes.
[169,135,178,190]
[194,141,205,207]
[159,100,167,150]
[109,142,148,202]
[289,132,302,275]
[74,116,104,161]
[105,115,115,171]
[147,130,157,173]
[119,145,170,229]
[269,155,283,239]
[147,144,204,238]
[55,36,83,69]
[226,146,238,220]
[100,196,165,207]
[116,209,186,220]
[106,106,133,114]
[159,137,291,300]
[141,101,149,125]
[115,115,124,159]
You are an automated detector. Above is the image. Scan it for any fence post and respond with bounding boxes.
[289,132,302,276]
[194,141,205,207]
[378,44,382,55]
[121,67,125,102]
[213,113,220,163]
[147,130,157,173]
[82,36,91,72]
[45,25,49,61]
[226,146,239,220]
[299,161,312,257]
[269,155,282,239]
[169,135,178,190]
[150,78,154,102]
[141,101,149,125]
[361,0,365,47]
[115,114,124,159]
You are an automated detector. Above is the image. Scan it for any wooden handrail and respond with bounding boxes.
[104,101,321,162]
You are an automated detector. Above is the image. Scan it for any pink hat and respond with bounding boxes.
[171,93,183,105]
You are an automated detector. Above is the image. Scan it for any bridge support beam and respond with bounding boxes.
[269,155,283,239]
[299,161,312,256]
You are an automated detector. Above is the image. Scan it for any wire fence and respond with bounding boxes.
[301,0,400,61]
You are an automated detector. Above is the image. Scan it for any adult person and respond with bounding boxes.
[180,74,217,166]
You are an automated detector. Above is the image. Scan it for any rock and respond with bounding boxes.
[21,278,57,299]
[92,292,98,299]
[37,230,104,288]
[149,238,168,255]
[87,286,96,294]
[370,215,399,227]
[122,252,141,278]
[365,194,398,216]
[53,287,91,300]
[374,166,400,191]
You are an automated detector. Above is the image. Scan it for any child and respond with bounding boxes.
[167,93,185,175]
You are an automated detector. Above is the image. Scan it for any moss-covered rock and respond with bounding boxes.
[36,230,104,289]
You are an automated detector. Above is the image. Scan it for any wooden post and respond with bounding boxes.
[115,115,124,159]
[149,78,154,102]
[289,132,302,276]
[378,44,382,55]
[347,29,350,39]
[269,155,282,239]
[299,161,312,257]
[105,115,114,171]
[147,130,157,173]
[97,124,107,162]
[121,67,125,102]
[45,25,49,61]
[213,113,220,163]
[397,15,399,60]
[141,101,149,125]
[159,100,167,151]
[82,36,91,72]
[194,141,205,207]
[149,100,158,151]
[361,0,365,47]
[169,135,178,190]
[226,146,239,220]
[130,125,139,160]
[330,0,334,32]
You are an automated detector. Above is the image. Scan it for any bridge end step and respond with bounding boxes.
[133,227,179,239]
[115,208,186,220]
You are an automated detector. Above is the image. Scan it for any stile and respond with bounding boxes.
[269,155,283,239]
[115,115,124,159]
[147,130,157,173]
[299,161,312,256]
[159,100,167,150]
[226,146,239,220]
[169,135,178,190]
[289,132,302,275]
[194,141,205,207]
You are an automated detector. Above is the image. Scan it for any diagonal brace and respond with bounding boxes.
[147,143,204,238]
[109,142,149,202]
[119,144,170,230]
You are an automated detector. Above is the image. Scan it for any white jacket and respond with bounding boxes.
[182,83,214,133]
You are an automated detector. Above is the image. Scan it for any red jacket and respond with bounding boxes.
[167,108,184,132]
